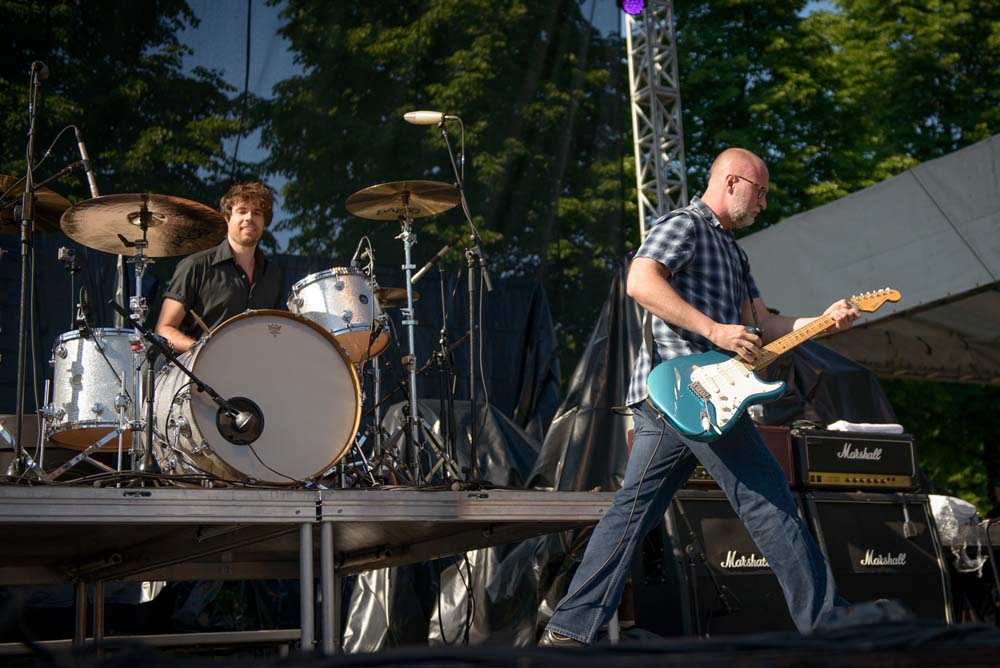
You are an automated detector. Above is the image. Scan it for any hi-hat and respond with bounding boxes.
[345,180,460,220]
[61,193,226,256]
[0,175,71,235]
[377,287,420,309]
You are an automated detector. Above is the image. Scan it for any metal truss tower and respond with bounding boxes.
[626,1,688,238]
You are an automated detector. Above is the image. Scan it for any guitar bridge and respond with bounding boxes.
[689,382,710,400]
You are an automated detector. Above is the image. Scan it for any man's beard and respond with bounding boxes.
[730,200,756,228]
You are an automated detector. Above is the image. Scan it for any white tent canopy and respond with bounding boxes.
[740,135,1000,385]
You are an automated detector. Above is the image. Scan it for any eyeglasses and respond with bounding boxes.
[733,175,768,200]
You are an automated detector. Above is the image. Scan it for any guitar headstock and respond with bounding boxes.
[849,287,901,313]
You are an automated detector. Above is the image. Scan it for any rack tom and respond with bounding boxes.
[287,266,389,363]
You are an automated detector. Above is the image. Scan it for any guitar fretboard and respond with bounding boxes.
[751,313,837,372]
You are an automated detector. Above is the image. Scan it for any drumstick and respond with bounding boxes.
[189,309,211,335]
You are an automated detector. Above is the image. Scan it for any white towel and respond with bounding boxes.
[826,420,904,434]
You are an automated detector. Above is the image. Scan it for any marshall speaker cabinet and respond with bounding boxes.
[794,429,918,491]
[633,489,799,636]
[804,492,952,622]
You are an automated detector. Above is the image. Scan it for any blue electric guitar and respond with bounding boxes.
[646,288,901,442]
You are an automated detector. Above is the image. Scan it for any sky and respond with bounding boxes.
[179,0,300,249]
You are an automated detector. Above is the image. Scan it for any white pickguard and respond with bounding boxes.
[689,359,773,430]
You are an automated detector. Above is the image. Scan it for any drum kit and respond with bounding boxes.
[3,62,488,487]
[2,176,486,488]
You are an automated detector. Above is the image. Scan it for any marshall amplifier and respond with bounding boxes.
[794,429,917,491]
[685,425,797,489]
[804,492,952,622]
[636,489,801,635]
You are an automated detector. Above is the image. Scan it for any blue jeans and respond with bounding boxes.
[546,402,841,643]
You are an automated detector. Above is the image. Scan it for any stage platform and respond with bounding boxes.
[0,486,612,584]
[0,485,613,652]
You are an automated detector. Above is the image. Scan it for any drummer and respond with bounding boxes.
[155,182,283,353]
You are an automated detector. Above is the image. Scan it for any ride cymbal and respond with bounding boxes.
[345,180,460,220]
[60,193,226,256]
[376,287,420,309]
[0,175,70,235]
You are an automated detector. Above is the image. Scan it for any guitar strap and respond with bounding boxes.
[732,236,761,333]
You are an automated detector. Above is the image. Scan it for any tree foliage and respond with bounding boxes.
[674,0,1000,231]
[258,0,633,366]
[0,0,245,208]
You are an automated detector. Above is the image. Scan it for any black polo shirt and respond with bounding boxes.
[162,238,283,340]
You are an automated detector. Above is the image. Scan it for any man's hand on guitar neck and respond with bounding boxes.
[819,298,861,333]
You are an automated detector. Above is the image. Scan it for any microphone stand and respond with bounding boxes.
[9,62,46,478]
[437,117,492,481]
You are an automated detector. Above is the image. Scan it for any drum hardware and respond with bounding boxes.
[346,180,463,483]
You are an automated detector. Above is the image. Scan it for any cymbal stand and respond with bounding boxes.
[118,205,159,474]
[396,205,422,476]
[393,205,464,484]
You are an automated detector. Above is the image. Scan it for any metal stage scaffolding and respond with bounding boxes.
[0,486,613,654]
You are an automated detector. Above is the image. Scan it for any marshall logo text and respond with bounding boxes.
[836,442,883,461]
[859,549,907,567]
[719,550,770,569]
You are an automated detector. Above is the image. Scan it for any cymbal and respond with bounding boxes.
[377,287,420,309]
[60,193,226,257]
[0,175,70,235]
[345,180,460,220]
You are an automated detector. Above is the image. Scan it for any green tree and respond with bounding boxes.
[673,0,1000,227]
[258,0,633,370]
[0,0,246,210]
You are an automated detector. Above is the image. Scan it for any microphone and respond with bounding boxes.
[73,127,100,198]
[31,61,49,80]
[234,410,254,432]
[76,286,94,337]
[349,238,366,268]
[411,243,452,285]
[403,110,460,126]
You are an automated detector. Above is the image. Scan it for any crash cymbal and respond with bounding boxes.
[377,287,420,309]
[60,193,226,257]
[345,180,460,220]
[0,175,70,235]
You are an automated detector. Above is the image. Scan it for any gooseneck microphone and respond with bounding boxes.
[403,110,460,126]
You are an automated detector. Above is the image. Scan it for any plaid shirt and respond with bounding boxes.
[625,197,760,407]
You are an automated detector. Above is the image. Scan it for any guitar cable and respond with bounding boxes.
[551,409,668,625]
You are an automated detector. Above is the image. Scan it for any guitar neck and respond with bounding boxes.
[751,314,836,371]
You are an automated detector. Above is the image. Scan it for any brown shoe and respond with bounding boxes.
[538,628,588,648]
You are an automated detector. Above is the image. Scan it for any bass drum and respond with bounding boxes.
[153,310,360,485]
